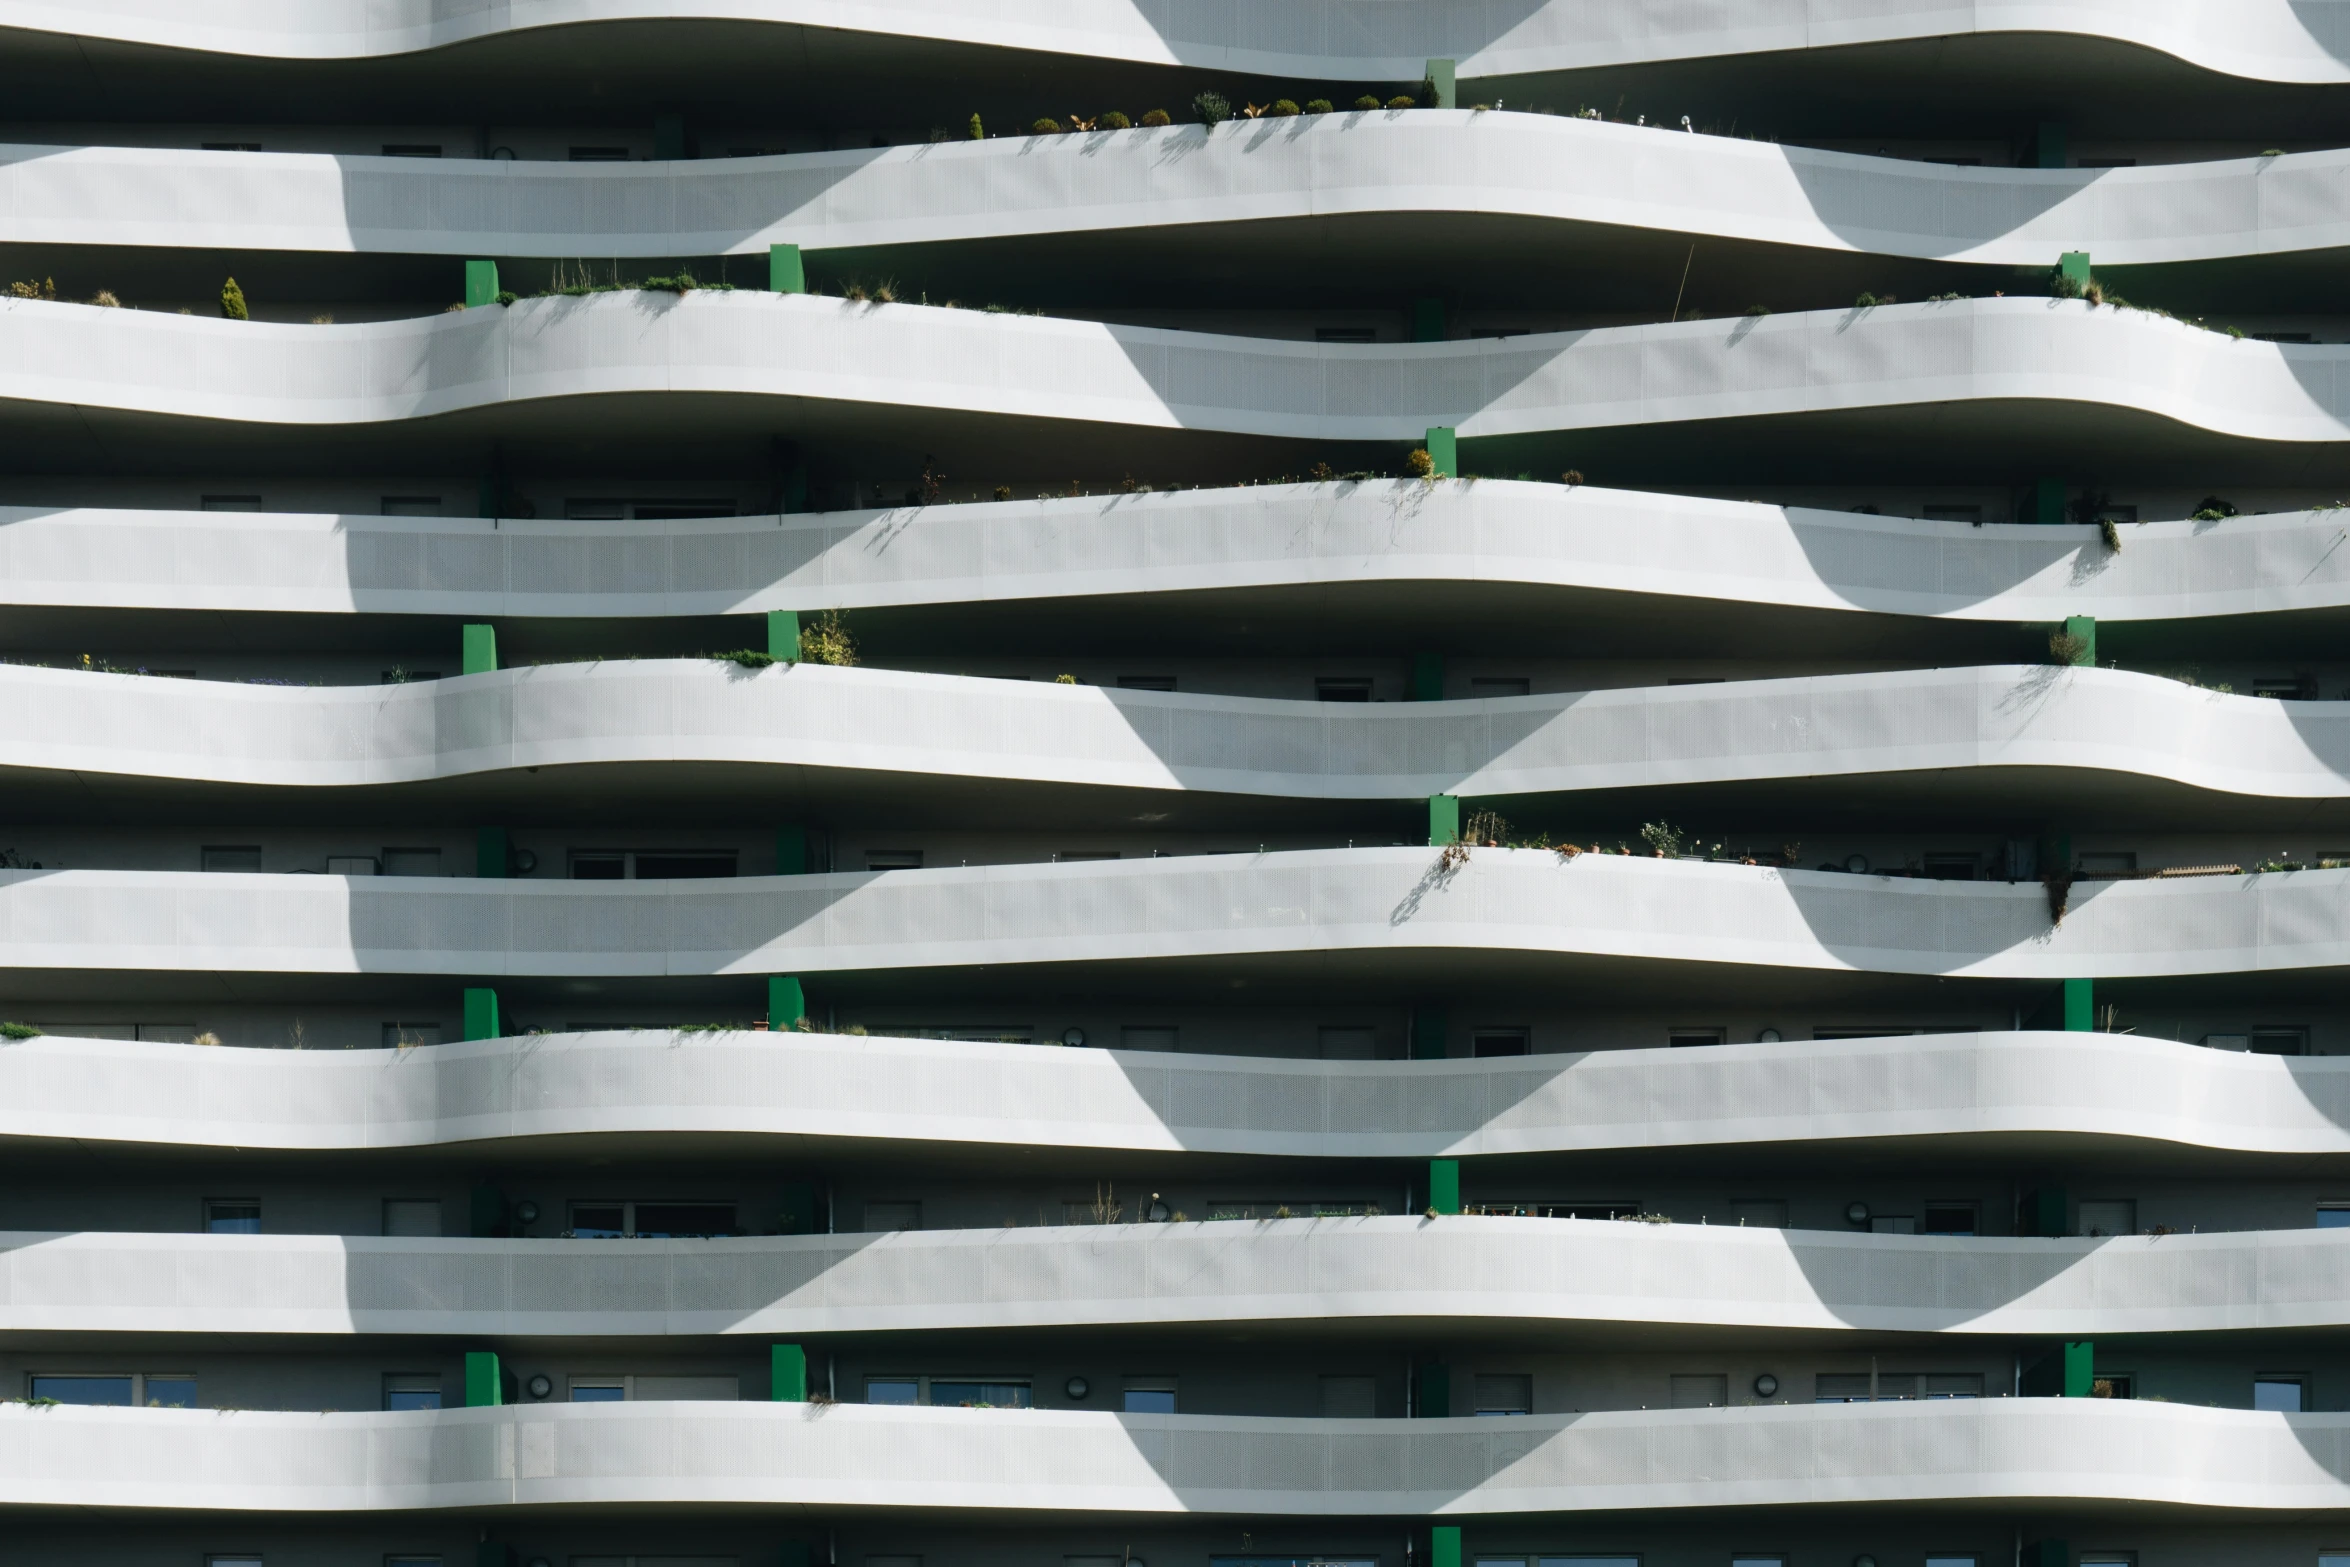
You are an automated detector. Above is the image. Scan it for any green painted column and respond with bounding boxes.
[462,623,497,674]
[2024,1540,2071,1567]
[1411,652,1444,701]
[776,826,810,876]
[2022,1186,2067,1237]
[1410,297,1446,343]
[1427,794,1461,846]
[778,1183,819,1234]
[780,1544,816,1567]
[1428,1159,1461,1215]
[475,827,508,879]
[2062,614,2097,665]
[767,609,801,662]
[1413,1360,1450,1417]
[654,112,687,161]
[771,1343,809,1401]
[769,975,806,1031]
[2064,978,2094,1031]
[2058,250,2091,287]
[463,988,501,1041]
[464,259,500,308]
[1424,426,1458,477]
[2062,1341,2095,1398]
[468,1182,505,1238]
[1429,1528,1462,1567]
[769,242,806,294]
[478,1541,514,1567]
[464,1350,503,1407]
[1410,1004,1448,1060]
[2027,477,2065,524]
[1423,58,1457,109]
[2035,121,2068,168]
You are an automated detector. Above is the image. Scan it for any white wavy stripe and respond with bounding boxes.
[3,490,2343,625]
[0,661,2341,802]
[3,1028,2342,1159]
[0,1398,2341,1514]
[3,1,2348,85]
[0,848,2345,980]
[8,120,2345,266]
[3,293,2347,445]
[5,1218,2349,1337]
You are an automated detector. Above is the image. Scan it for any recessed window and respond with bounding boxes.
[2320,1204,2350,1229]
[567,1200,737,1238]
[1669,1373,1727,1408]
[2078,157,2136,168]
[869,1377,1030,1408]
[382,1373,442,1411]
[1469,676,1531,698]
[1314,326,1377,343]
[568,147,631,161]
[1665,675,1725,685]
[1057,850,1121,862]
[1315,677,1372,702]
[1922,852,1979,881]
[201,845,263,873]
[2253,1027,2311,1055]
[1667,1027,1726,1048]
[632,500,737,520]
[2254,676,2312,699]
[32,1373,194,1406]
[1122,1377,1177,1413]
[1468,327,1530,339]
[1870,1214,1916,1234]
[2078,1199,2137,1238]
[1922,503,1983,523]
[2255,1375,2307,1412]
[865,849,923,871]
[2092,1374,2135,1399]
[1816,1372,1982,1401]
[205,1200,260,1234]
[380,496,443,515]
[1471,1029,1530,1057]
[199,495,264,511]
[1120,1025,1178,1050]
[381,848,442,877]
[570,1379,627,1402]
[200,143,261,153]
[862,1200,922,1232]
[382,1198,442,1236]
[1318,1026,1376,1060]
[1729,1199,1788,1229]
[1472,1373,1533,1415]
[1921,1202,1979,1236]
[1116,674,1177,691]
[2254,332,2316,345]
[381,144,442,157]
[1320,1374,1377,1416]
[568,850,737,879]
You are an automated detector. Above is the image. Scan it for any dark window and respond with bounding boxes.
[1923,504,1983,523]
[1922,853,1978,881]
[630,501,735,520]
[568,147,630,161]
[631,1202,736,1237]
[1921,1203,1979,1235]
[1667,1028,1726,1048]
[201,846,263,873]
[2253,676,2313,700]
[201,142,262,152]
[1314,326,1377,343]
[1666,676,1726,685]
[1117,675,1177,691]
[866,849,923,871]
[571,854,626,880]
[205,1201,260,1234]
[383,1373,442,1410]
[1469,676,1532,698]
[1472,1373,1533,1414]
[1471,1029,1530,1057]
[381,496,442,515]
[2252,1028,2310,1056]
[632,854,735,880]
[381,144,442,157]
[2077,157,2137,168]
[1315,677,1372,702]
[200,495,263,512]
[30,1375,134,1404]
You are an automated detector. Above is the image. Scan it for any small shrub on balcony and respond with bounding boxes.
[7,277,55,300]
[90,289,121,307]
[714,649,777,668]
[1353,95,1382,110]
[2191,495,2238,520]
[1192,91,1231,125]
[1140,109,1171,127]
[0,1021,40,1039]
[1387,95,1417,110]
[1098,111,1132,130]
[1304,99,1334,114]
[968,113,984,139]
[1031,117,1064,134]
[798,609,858,667]
[218,277,249,319]
[2047,630,2091,666]
[1405,447,1435,479]
[1269,99,1300,116]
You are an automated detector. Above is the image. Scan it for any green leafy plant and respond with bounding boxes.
[2191,495,2238,520]
[714,649,777,668]
[219,277,248,319]
[993,485,1012,501]
[493,290,517,306]
[90,289,120,307]
[968,113,984,139]
[1386,94,1417,110]
[1853,291,1889,307]
[1304,98,1333,114]
[1743,304,1772,315]
[1352,95,1381,111]
[639,274,700,293]
[1269,99,1300,116]
[2048,630,2091,666]
[1405,447,1435,479]
[1140,109,1171,127]
[1031,117,1063,134]
[0,1021,39,1039]
[798,609,857,667]
[1098,110,1132,130]
[7,277,55,300]
[1639,820,1689,858]
[1192,91,1231,125]
[1054,673,1078,684]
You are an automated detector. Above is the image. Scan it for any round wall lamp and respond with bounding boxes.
[1061,1027,1087,1047]
[525,1374,553,1400]
[1756,1028,1782,1043]
[1752,1374,1780,1399]
[512,1200,540,1226]
[1845,1201,1871,1227]
[1853,1557,1879,1567]
[1065,1376,1090,1400]
[1844,853,1870,874]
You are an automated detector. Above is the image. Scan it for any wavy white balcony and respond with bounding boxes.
[12,491,2350,625]
[4,1028,2344,1160]
[8,1217,2350,1338]
[1,660,2346,805]
[11,120,2349,267]
[2,849,2347,980]
[0,1398,2342,1514]
[5,292,2348,450]
[8,1,2349,86]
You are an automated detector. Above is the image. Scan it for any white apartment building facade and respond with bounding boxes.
[7,5,2350,1567]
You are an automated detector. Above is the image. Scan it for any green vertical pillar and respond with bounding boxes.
[769,243,806,294]
[780,1544,816,1567]
[1411,653,1444,702]
[2059,250,2092,287]
[2022,1186,2067,1238]
[776,826,809,875]
[1410,1004,1448,1060]
[1424,426,1458,477]
[476,827,508,879]
[462,623,497,674]
[468,1182,505,1238]
[463,987,501,1041]
[1427,794,1461,846]
[769,975,806,1031]
[2064,978,2094,1032]
[778,1182,819,1234]
[771,1343,809,1401]
[1428,1159,1461,1215]
[2063,614,2097,665]
[1413,1360,1450,1417]
[2028,477,2065,524]
[464,1350,503,1407]
[2036,122,2068,169]
[1423,58,1457,109]
[767,609,801,663]
[2023,1542,2070,1567]
[2062,1341,2094,1397]
[478,1542,514,1567]
[1429,1528,1462,1567]
[654,112,686,161]
[1411,297,1446,343]
[464,259,500,308]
